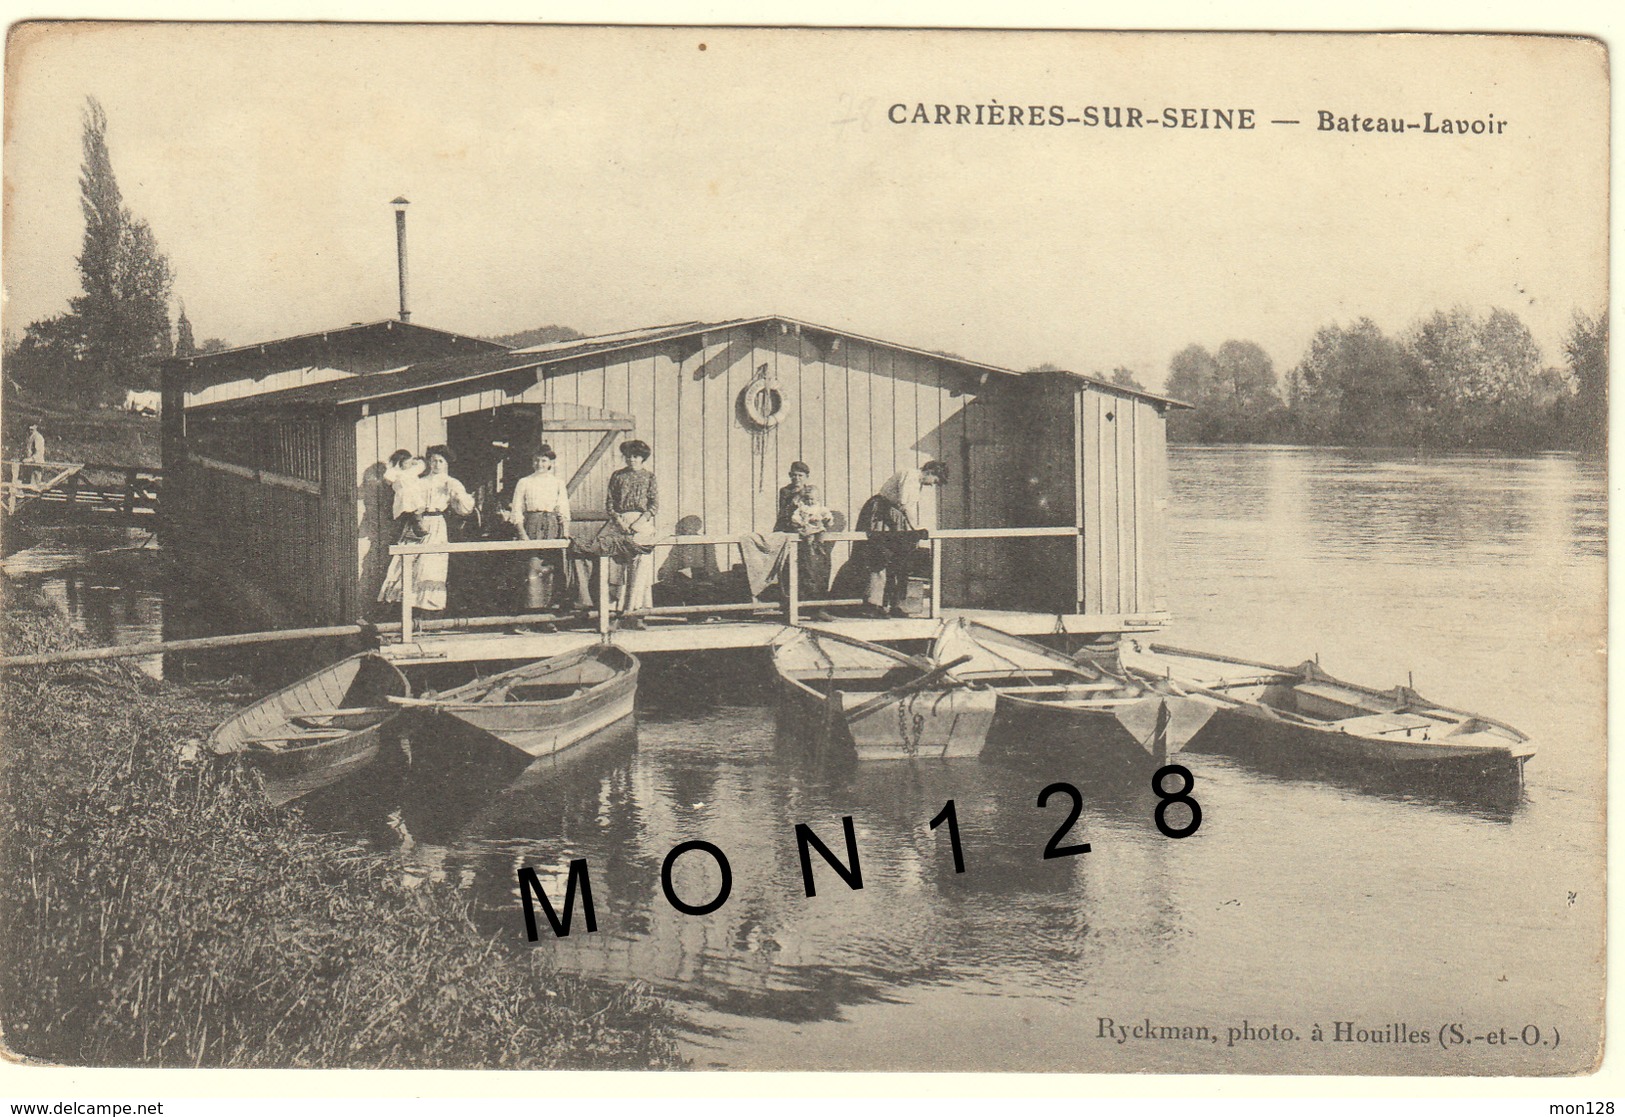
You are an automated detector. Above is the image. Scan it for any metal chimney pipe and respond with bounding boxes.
[391,196,411,323]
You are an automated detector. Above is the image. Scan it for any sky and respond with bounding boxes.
[1,21,1610,392]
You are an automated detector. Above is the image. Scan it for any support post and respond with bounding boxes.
[1073,392,1087,614]
[123,468,138,516]
[597,557,612,637]
[929,535,943,619]
[400,556,415,645]
[786,542,800,626]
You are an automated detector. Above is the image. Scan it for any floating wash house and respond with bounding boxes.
[160,313,1187,662]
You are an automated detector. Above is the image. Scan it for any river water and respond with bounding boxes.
[5,446,1607,1074]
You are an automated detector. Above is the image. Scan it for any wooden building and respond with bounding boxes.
[161,315,1186,635]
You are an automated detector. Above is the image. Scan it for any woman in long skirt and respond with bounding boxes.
[509,444,572,628]
[378,445,475,613]
[605,440,658,630]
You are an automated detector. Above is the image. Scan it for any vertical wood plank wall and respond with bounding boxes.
[340,321,1170,621]
[1075,390,1168,616]
[350,323,981,606]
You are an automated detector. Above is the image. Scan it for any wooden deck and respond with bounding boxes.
[380,608,1170,665]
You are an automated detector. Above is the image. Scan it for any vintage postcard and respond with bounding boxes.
[0,20,1608,1088]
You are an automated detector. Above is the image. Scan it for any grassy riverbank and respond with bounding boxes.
[2,403,160,468]
[0,581,684,1068]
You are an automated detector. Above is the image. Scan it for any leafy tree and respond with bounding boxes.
[8,315,87,398]
[1164,344,1216,403]
[1107,366,1145,390]
[197,338,232,355]
[1404,307,1547,445]
[1563,309,1607,455]
[1211,341,1278,410]
[1163,345,1214,441]
[1164,342,1281,441]
[1289,318,1412,443]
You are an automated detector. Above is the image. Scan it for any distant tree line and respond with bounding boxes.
[1163,307,1606,454]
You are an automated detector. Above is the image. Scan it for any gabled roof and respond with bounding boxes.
[161,318,508,370]
[186,315,1190,414]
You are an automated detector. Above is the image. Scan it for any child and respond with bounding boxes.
[789,486,834,614]
[790,486,834,537]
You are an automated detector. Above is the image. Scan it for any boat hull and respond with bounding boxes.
[1198,705,1531,782]
[839,685,997,761]
[250,725,394,806]
[775,672,997,761]
[208,652,411,806]
[985,693,1163,771]
[930,619,1213,774]
[422,646,641,759]
[440,683,638,758]
[1120,642,1533,790]
[772,628,996,761]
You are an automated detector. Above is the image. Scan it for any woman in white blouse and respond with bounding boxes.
[377,444,475,613]
[509,444,572,618]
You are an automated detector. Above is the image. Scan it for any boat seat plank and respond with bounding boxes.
[1330,712,1444,736]
[1294,682,1398,713]
[982,681,1123,696]
[243,729,351,744]
[503,685,586,702]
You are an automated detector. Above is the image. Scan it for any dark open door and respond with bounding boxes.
[442,403,638,615]
[445,403,636,531]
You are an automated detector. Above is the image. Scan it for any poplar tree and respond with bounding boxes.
[65,97,173,399]
[174,303,197,358]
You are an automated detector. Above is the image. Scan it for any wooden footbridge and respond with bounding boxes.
[1,460,161,526]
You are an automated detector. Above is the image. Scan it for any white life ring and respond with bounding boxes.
[741,364,787,428]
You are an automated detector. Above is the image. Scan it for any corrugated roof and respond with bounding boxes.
[161,318,509,368]
[187,315,1189,413]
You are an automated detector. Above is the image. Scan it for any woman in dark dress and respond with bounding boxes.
[605,440,658,629]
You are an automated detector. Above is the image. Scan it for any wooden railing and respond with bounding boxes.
[2,460,162,518]
[387,526,1078,644]
[2,460,84,513]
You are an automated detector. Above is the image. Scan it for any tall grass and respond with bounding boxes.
[0,580,684,1068]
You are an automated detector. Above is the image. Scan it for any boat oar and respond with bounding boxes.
[843,655,973,725]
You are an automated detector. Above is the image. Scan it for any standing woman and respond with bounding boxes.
[509,444,572,624]
[852,459,948,618]
[379,444,475,614]
[605,439,658,630]
[377,450,426,613]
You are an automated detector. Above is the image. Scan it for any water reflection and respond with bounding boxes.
[302,697,1226,1028]
[2,526,166,676]
[3,448,1606,1070]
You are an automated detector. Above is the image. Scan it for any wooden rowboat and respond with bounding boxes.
[209,652,411,806]
[389,644,639,758]
[1117,641,1534,783]
[930,619,1215,770]
[771,626,996,761]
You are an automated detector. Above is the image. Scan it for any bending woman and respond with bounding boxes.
[852,459,947,618]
